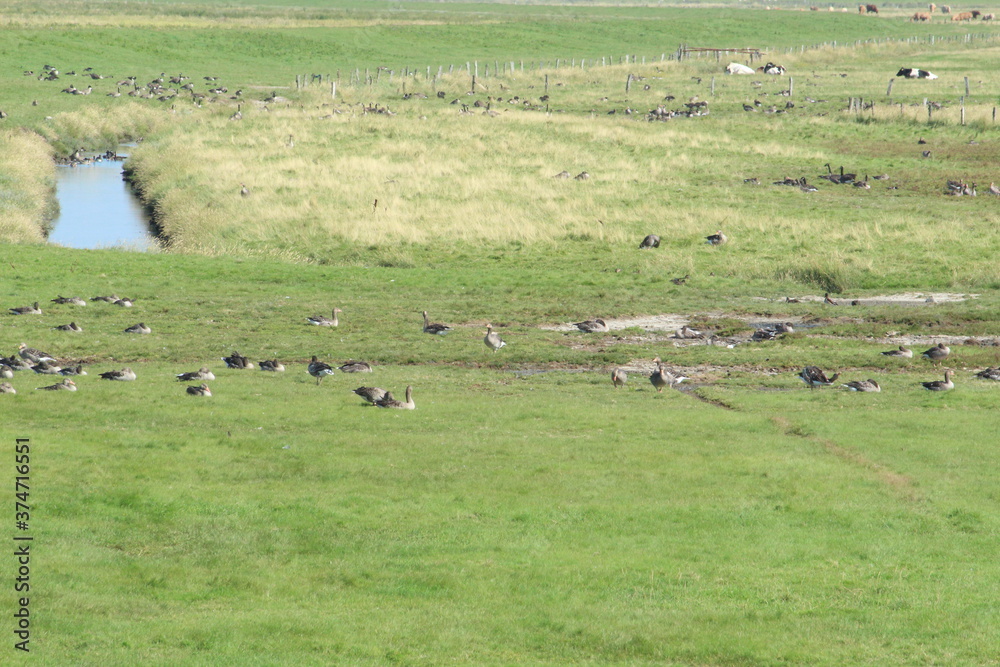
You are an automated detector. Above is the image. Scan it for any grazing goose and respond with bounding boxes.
[58,365,87,376]
[0,365,13,379]
[307,308,342,326]
[37,379,76,391]
[921,370,954,391]
[18,344,56,363]
[649,357,687,393]
[222,352,253,369]
[484,325,506,353]
[638,234,660,249]
[53,322,83,332]
[124,322,151,334]
[113,298,133,307]
[258,359,286,372]
[376,385,415,409]
[882,345,913,358]
[31,361,62,375]
[177,367,215,382]
[9,302,41,315]
[50,295,86,306]
[573,318,609,333]
[799,366,840,389]
[705,230,727,246]
[353,386,388,404]
[0,382,14,394]
[338,360,372,373]
[974,367,1000,381]
[186,384,212,396]
[611,368,627,389]
[307,356,335,384]
[99,367,136,381]
[920,343,950,365]
[91,294,120,303]
[841,379,881,392]
[422,311,452,335]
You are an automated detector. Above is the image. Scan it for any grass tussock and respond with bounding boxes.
[0,129,54,242]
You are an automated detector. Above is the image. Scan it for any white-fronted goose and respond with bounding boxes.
[58,365,86,376]
[573,318,609,333]
[307,308,341,326]
[422,311,452,335]
[0,382,14,394]
[612,368,627,389]
[484,325,506,352]
[705,230,727,246]
[18,344,56,363]
[9,302,41,315]
[53,322,83,332]
[31,361,62,375]
[841,379,881,392]
[639,234,660,249]
[353,386,388,404]
[99,367,136,381]
[51,295,86,306]
[124,322,151,334]
[0,365,12,379]
[222,352,253,369]
[259,359,285,372]
[186,384,212,396]
[91,294,120,303]
[177,367,215,382]
[37,379,76,391]
[338,361,372,373]
[113,298,133,307]
[975,367,1000,381]
[799,366,839,388]
[921,370,954,391]
[307,356,335,384]
[921,343,950,365]
[881,346,913,358]
[376,385,415,409]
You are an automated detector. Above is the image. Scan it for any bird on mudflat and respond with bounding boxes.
[800,366,839,389]
[573,318,609,333]
[920,343,950,365]
[307,356,335,385]
[484,325,506,353]
[881,346,913,358]
[841,379,881,392]
[186,384,212,396]
[422,311,452,335]
[353,386,388,405]
[921,370,954,391]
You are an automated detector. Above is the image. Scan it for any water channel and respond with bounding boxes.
[48,152,158,251]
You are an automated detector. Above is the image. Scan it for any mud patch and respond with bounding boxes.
[767,292,978,307]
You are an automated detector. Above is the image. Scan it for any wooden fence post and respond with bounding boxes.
[886,79,894,97]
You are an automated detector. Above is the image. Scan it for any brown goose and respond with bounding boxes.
[177,367,215,382]
[124,322,151,334]
[9,302,41,315]
[18,344,56,363]
[422,311,452,335]
[258,359,285,372]
[58,365,87,376]
[50,295,86,306]
[113,298,133,307]
[222,352,253,369]
[31,361,62,375]
[705,230,727,246]
[37,379,76,391]
[0,382,14,394]
[376,385,415,409]
[921,370,954,391]
[841,379,881,392]
[799,366,839,389]
[307,356,335,384]
[91,294,120,303]
[638,234,660,249]
[186,384,212,396]
[881,345,913,358]
[99,367,136,381]
[573,318,609,333]
[611,368,627,389]
[53,322,83,332]
[307,308,341,326]
[338,361,372,373]
[484,325,506,353]
[920,343,950,365]
[353,386,388,404]
[649,357,687,393]
[975,367,1000,381]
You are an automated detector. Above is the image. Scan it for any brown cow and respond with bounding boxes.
[952,11,974,20]
[866,3,879,12]
[912,11,932,20]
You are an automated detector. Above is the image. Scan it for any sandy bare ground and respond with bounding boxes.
[759,292,979,306]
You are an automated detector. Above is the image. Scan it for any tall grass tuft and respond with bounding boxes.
[0,129,55,243]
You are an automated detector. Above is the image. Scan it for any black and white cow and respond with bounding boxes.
[896,68,938,79]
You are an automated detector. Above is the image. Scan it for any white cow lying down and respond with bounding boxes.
[726,62,755,75]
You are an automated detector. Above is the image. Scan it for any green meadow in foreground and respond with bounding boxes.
[3,0,1000,663]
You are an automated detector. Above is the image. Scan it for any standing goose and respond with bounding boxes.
[0,382,14,394]
[422,311,452,335]
[50,295,87,306]
[705,230,727,246]
[611,368,627,389]
[99,367,136,381]
[222,352,254,369]
[353,386,388,404]
[258,359,285,372]
[124,322,151,334]
[920,343,950,365]
[649,357,687,393]
[37,379,76,391]
[974,367,1000,381]
[18,344,56,363]
[53,322,83,332]
[573,318,609,333]
[177,367,215,382]
[338,361,372,373]
[921,370,954,391]
[881,345,913,358]
[307,356,335,384]
[376,385,415,409]
[841,379,881,392]
[307,308,342,327]
[186,384,212,396]
[484,325,506,353]
[799,366,839,389]
[9,302,41,315]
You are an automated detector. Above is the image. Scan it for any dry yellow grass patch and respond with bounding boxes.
[0,129,55,243]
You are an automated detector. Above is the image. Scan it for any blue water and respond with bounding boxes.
[49,156,157,251]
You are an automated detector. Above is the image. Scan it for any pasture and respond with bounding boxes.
[3,0,1000,663]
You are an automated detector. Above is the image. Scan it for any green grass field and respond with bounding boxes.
[3,0,1000,663]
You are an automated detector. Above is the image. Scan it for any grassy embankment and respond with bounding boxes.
[2,2,1000,663]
